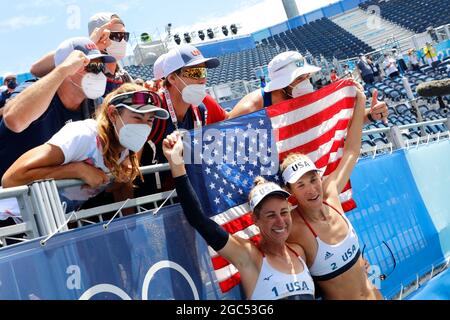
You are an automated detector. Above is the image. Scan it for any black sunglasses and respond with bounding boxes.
[362,241,397,281]
[85,62,106,75]
[109,32,130,42]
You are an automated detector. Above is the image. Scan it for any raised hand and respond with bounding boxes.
[369,89,389,124]
[90,18,121,51]
[59,50,90,77]
[163,131,184,166]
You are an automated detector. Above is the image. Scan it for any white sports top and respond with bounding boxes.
[299,202,361,282]
[251,246,315,300]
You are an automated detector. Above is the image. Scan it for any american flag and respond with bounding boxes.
[184,79,357,293]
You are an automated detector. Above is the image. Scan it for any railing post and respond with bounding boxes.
[389,125,406,149]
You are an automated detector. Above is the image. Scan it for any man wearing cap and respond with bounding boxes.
[31,12,133,94]
[0,37,115,181]
[0,73,18,115]
[229,51,388,124]
[136,44,228,196]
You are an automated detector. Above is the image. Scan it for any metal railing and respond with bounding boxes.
[0,120,449,248]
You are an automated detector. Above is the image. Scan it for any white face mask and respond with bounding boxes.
[81,72,107,99]
[176,74,206,106]
[289,79,314,98]
[107,40,127,61]
[116,114,151,152]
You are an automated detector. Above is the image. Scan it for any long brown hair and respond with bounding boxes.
[95,83,146,182]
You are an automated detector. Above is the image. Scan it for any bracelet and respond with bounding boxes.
[368,112,377,123]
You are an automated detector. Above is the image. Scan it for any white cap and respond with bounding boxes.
[264,51,321,92]
[88,12,124,36]
[162,44,219,78]
[249,183,291,212]
[282,157,321,185]
[153,53,166,80]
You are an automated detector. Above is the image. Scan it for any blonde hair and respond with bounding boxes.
[95,83,147,183]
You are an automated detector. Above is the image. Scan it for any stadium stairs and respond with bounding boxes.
[332,7,416,53]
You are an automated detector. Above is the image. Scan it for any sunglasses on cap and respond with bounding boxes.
[109,31,130,42]
[85,62,106,75]
[180,67,207,80]
[110,90,161,107]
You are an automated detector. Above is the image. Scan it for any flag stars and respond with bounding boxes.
[218,187,224,194]
[227,193,233,199]
[209,183,216,190]
[214,198,220,205]
[259,119,265,126]
[205,168,211,175]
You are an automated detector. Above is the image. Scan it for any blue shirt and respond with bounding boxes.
[357,59,373,77]
[0,88,83,180]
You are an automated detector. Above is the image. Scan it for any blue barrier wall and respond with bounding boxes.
[405,141,450,258]
[435,40,450,60]
[349,149,445,299]
[0,205,242,300]
[304,9,324,23]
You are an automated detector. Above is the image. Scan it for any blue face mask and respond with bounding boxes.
[7,80,17,90]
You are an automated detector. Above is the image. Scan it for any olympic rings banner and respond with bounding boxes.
[0,205,244,300]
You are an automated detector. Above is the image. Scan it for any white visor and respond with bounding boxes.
[282,158,321,185]
[249,183,291,212]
